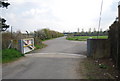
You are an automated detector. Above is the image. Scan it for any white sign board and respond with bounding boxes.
[19,38,35,54]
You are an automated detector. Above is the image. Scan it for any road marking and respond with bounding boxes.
[26,53,87,58]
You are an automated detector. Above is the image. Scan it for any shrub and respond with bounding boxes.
[35,28,64,41]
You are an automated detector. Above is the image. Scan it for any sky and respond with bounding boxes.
[1,0,120,33]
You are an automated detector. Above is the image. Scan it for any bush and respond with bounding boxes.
[2,48,24,63]
[35,28,64,41]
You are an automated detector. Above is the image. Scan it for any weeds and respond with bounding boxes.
[83,58,119,79]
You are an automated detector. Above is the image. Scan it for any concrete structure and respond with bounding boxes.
[87,39,110,59]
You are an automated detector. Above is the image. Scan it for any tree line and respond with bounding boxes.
[2,28,64,49]
[34,29,64,40]
[64,28,108,36]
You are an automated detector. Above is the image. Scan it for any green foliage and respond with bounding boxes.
[35,28,64,41]
[0,50,2,63]
[66,36,108,41]
[99,64,107,69]
[2,48,24,63]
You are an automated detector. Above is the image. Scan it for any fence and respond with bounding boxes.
[108,21,120,69]
[2,32,42,50]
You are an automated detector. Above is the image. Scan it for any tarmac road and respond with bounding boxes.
[32,36,87,54]
[3,36,87,79]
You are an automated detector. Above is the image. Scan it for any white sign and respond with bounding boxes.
[19,38,35,54]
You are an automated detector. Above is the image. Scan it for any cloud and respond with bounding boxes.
[3,0,119,32]
[21,8,50,19]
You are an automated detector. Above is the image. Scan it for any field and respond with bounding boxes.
[66,36,108,41]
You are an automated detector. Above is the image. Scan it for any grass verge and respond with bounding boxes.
[66,36,108,41]
[34,43,47,49]
[81,58,120,79]
[2,48,24,63]
[0,50,2,63]
[41,38,55,41]
[25,43,47,54]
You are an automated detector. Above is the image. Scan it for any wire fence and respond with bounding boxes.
[2,32,34,49]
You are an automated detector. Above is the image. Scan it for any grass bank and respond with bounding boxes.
[66,36,108,41]
[2,49,24,63]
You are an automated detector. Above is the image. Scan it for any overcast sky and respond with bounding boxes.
[1,0,120,33]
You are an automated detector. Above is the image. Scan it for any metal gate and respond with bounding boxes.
[18,38,35,54]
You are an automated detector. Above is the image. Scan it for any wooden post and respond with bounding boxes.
[118,1,120,23]
[11,26,12,38]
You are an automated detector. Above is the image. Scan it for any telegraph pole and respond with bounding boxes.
[97,0,103,38]
[78,28,79,33]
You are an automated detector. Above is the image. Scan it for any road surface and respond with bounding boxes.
[3,37,87,79]
[32,36,87,54]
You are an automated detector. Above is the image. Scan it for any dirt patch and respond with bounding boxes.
[76,58,87,79]
[78,57,120,79]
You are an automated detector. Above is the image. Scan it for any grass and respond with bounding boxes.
[66,36,108,41]
[34,43,47,49]
[41,38,55,41]
[25,43,47,54]
[0,50,2,63]
[1,39,48,63]
[2,48,24,63]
